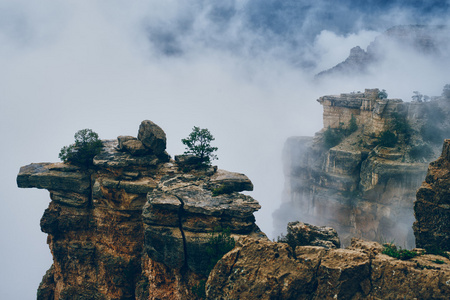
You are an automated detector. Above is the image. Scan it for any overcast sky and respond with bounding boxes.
[1,1,450,298]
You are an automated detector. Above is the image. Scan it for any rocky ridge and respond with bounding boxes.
[207,237,450,299]
[17,120,263,300]
[275,87,450,247]
[316,25,450,78]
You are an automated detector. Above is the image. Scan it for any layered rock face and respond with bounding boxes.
[17,120,263,300]
[207,237,450,299]
[275,88,450,247]
[414,139,450,251]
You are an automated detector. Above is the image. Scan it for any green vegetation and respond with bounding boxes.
[211,184,235,196]
[378,130,398,147]
[191,280,206,299]
[190,227,235,298]
[348,114,358,134]
[391,112,412,143]
[59,129,103,167]
[378,89,388,99]
[382,243,419,260]
[431,259,445,264]
[182,127,218,166]
[425,245,450,259]
[205,227,235,273]
[323,115,358,149]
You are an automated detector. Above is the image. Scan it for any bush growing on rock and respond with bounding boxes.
[205,227,235,272]
[182,126,218,166]
[59,129,103,167]
[378,130,397,147]
[382,243,419,260]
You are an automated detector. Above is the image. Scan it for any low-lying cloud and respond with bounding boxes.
[1,1,450,298]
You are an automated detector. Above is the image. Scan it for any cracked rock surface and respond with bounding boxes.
[207,237,450,300]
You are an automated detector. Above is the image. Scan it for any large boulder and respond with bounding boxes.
[137,120,166,155]
[280,221,341,249]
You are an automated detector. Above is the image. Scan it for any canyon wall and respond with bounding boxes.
[414,139,450,251]
[275,88,450,247]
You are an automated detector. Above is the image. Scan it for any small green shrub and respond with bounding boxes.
[378,89,388,99]
[347,114,358,135]
[382,243,419,260]
[432,259,445,264]
[59,129,103,167]
[323,126,345,149]
[378,130,398,147]
[391,112,412,143]
[211,184,235,196]
[205,227,235,272]
[191,279,206,299]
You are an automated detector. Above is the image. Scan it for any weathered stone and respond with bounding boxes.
[283,221,341,249]
[209,169,253,192]
[50,191,89,208]
[17,163,90,194]
[414,139,450,251]
[207,237,450,300]
[122,139,148,156]
[174,154,203,166]
[117,135,135,150]
[93,140,165,168]
[137,120,166,155]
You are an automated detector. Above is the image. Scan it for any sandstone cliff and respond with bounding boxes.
[17,120,264,300]
[275,87,450,247]
[414,139,450,252]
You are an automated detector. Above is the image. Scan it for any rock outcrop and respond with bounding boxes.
[414,139,450,251]
[17,120,263,300]
[207,237,450,299]
[274,88,450,247]
[279,221,340,249]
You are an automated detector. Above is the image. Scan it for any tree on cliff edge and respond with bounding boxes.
[182,126,218,165]
[59,129,103,167]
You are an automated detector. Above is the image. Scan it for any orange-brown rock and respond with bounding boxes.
[207,237,450,299]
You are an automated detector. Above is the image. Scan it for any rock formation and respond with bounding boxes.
[274,88,450,247]
[18,118,450,299]
[17,120,264,300]
[278,221,340,249]
[207,237,450,299]
[414,139,450,251]
[316,25,450,79]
